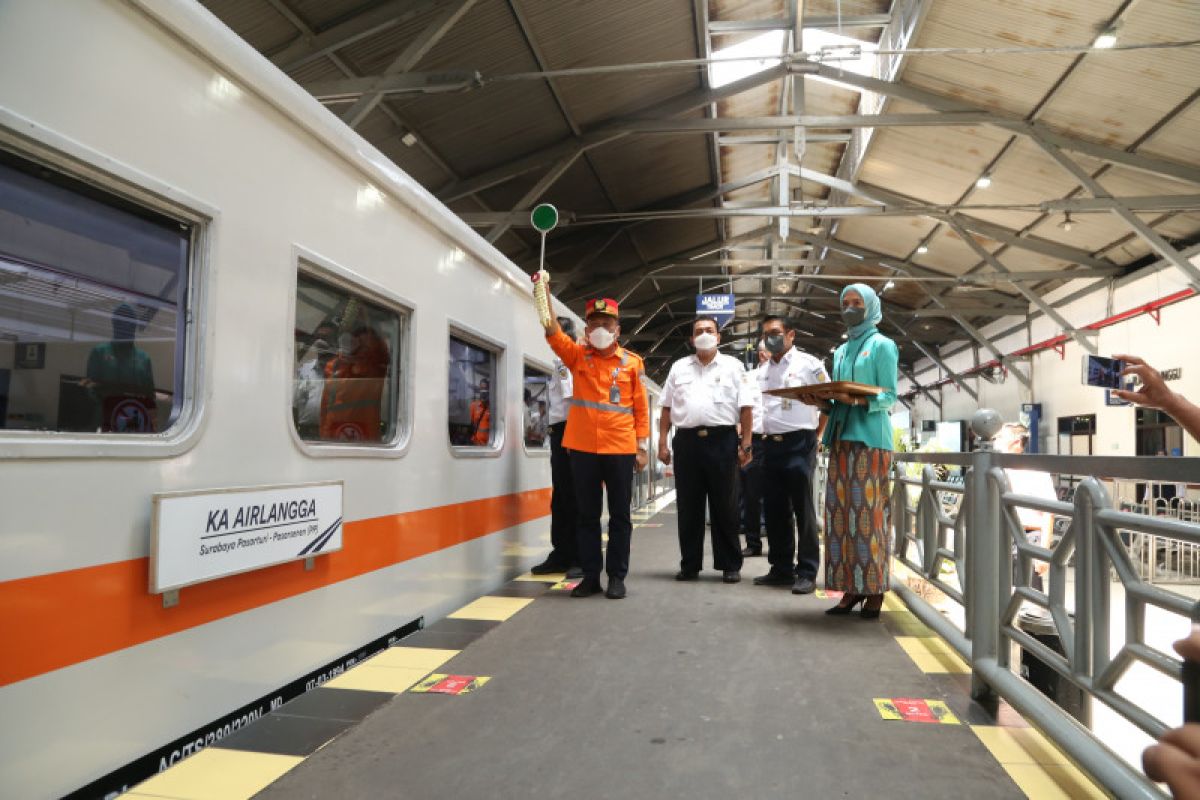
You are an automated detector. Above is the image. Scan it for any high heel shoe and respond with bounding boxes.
[860,595,884,619]
[825,594,865,615]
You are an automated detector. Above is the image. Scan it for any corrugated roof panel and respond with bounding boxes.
[835,215,939,260]
[710,0,786,23]
[517,0,701,128]
[1036,2,1200,148]
[200,0,297,53]
[632,218,720,262]
[856,123,1013,205]
[900,0,1119,116]
[1093,164,1200,198]
[1136,101,1200,165]
[587,133,712,209]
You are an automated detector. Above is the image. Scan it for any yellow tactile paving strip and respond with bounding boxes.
[324,665,431,693]
[448,596,533,621]
[971,727,1108,799]
[894,635,971,674]
[121,749,302,800]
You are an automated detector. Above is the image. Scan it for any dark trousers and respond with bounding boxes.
[673,427,744,573]
[739,438,765,548]
[548,422,578,567]
[571,451,635,579]
[763,430,820,579]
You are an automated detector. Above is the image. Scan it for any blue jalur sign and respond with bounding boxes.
[696,294,735,329]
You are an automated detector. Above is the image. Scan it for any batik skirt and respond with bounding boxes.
[824,441,892,595]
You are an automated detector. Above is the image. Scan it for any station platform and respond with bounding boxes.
[120,497,1108,800]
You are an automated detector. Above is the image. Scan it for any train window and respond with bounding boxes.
[293,271,403,444]
[448,335,497,448]
[522,363,551,450]
[0,149,191,435]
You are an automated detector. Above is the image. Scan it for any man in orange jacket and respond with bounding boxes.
[538,290,649,599]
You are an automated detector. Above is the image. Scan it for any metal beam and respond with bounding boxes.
[1032,135,1200,289]
[435,64,789,203]
[708,14,890,33]
[623,112,999,134]
[342,0,478,129]
[484,151,582,243]
[719,133,850,146]
[809,63,1200,187]
[900,365,942,408]
[268,0,439,72]
[908,338,978,400]
[942,217,1097,354]
[304,70,480,100]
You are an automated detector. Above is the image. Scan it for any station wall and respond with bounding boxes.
[900,257,1200,458]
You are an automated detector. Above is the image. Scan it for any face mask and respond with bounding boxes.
[588,327,615,349]
[842,306,867,328]
[763,334,786,354]
[693,332,718,352]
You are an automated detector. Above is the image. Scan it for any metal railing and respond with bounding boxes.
[891,411,1200,800]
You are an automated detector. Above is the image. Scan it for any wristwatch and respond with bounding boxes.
[740,443,753,454]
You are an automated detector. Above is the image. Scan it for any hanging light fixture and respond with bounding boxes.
[916,245,929,254]
[1093,25,1119,49]
[1058,212,1075,232]
[975,174,992,189]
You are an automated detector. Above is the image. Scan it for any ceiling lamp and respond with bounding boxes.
[1093,27,1118,49]
[1058,212,1075,232]
[916,245,929,254]
[975,174,992,189]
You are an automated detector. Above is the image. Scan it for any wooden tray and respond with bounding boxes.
[764,380,882,402]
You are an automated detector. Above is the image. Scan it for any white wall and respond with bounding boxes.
[902,259,1200,457]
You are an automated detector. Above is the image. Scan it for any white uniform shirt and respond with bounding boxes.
[759,348,829,433]
[659,352,757,428]
[747,364,765,434]
[547,357,573,425]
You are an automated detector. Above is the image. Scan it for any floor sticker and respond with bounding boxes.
[814,588,843,601]
[874,697,961,725]
[551,579,581,591]
[410,674,491,695]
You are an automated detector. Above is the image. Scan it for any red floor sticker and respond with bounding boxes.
[874,697,960,724]
[411,674,491,695]
[551,579,581,591]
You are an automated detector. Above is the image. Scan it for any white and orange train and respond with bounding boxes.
[0,3,666,797]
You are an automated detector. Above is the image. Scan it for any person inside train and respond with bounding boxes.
[656,315,754,584]
[535,291,649,600]
[293,321,336,439]
[1112,354,1200,443]
[81,302,158,433]
[470,377,491,446]
[320,323,390,442]
[1144,626,1200,798]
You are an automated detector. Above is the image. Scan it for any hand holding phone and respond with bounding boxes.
[1081,355,1126,389]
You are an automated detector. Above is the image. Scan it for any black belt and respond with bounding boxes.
[676,425,736,438]
[756,430,815,443]
[550,421,567,431]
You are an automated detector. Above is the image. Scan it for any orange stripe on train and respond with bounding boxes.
[0,488,551,687]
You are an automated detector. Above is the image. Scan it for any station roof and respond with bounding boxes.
[200,0,1200,381]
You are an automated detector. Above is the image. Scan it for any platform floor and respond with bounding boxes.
[123,497,1108,799]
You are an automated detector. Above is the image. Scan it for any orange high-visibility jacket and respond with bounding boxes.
[469,399,491,445]
[547,329,649,454]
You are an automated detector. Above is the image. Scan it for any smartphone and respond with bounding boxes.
[1081,355,1125,389]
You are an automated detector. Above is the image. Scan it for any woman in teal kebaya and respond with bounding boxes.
[812,284,898,619]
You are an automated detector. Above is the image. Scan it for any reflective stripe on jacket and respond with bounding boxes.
[546,329,650,454]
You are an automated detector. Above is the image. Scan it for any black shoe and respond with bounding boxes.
[674,570,700,581]
[741,545,762,557]
[530,559,568,575]
[753,571,793,586]
[571,576,603,597]
[605,576,626,599]
[791,576,816,595]
[825,594,866,615]
[565,566,584,579]
[722,570,741,584]
[861,596,884,619]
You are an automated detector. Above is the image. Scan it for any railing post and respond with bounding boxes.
[968,409,1003,702]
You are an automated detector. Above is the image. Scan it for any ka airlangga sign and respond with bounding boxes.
[150,481,343,594]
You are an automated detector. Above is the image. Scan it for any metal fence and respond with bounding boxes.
[892,411,1200,800]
